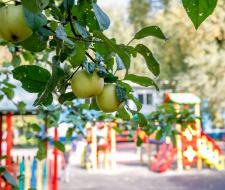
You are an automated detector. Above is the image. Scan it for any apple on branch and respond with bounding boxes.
[71,70,104,99]
[0,5,32,43]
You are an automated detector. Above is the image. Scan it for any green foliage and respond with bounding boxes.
[133,26,167,41]
[182,0,218,29]
[124,74,158,90]
[12,65,50,93]
[3,171,18,187]
[53,141,65,152]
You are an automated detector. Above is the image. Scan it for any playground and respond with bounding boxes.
[0,93,225,190]
[0,0,225,189]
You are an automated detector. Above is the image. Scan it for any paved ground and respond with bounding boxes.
[59,164,225,190]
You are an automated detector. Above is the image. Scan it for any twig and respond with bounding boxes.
[68,9,99,64]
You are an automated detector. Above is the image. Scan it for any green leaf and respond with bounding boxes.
[104,73,118,83]
[171,130,177,146]
[89,97,100,110]
[58,92,76,104]
[94,31,131,70]
[53,141,65,152]
[30,123,41,132]
[11,55,21,66]
[2,87,14,99]
[84,62,95,74]
[66,128,75,140]
[24,9,47,31]
[63,0,74,10]
[156,129,163,140]
[12,65,51,93]
[37,93,53,106]
[117,107,130,121]
[136,136,143,147]
[135,44,160,77]
[0,95,4,102]
[134,26,166,40]
[74,21,89,38]
[3,171,17,187]
[137,113,148,127]
[128,94,142,112]
[56,25,74,45]
[50,5,63,21]
[34,56,64,106]
[116,85,127,103]
[124,74,158,90]
[21,32,47,52]
[69,41,86,67]
[92,3,110,31]
[36,140,47,160]
[22,0,49,13]
[2,81,16,89]
[17,101,26,112]
[0,166,5,174]
[182,0,217,29]
[115,55,125,70]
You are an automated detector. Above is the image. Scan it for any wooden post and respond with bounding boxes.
[195,103,202,170]
[174,104,183,172]
[147,143,151,167]
[37,161,43,190]
[91,123,97,170]
[110,123,116,169]
[52,127,58,190]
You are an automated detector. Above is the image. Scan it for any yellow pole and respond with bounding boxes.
[24,157,31,190]
[36,160,43,190]
[110,122,117,169]
[91,122,97,170]
[174,103,183,172]
[146,143,151,167]
[195,103,202,170]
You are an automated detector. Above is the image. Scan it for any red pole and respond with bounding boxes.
[53,127,58,190]
[0,114,3,163]
[0,114,2,188]
[6,112,12,190]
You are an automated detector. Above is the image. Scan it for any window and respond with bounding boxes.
[138,94,144,104]
[146,94,153,105]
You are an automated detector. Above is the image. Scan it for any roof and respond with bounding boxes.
[166,93,201,104]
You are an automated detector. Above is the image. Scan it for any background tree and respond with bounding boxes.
[127,0,225,127]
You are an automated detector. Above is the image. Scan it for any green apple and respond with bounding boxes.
[71,70,104,98]
[97,84,123,113]
[0,5,33,43]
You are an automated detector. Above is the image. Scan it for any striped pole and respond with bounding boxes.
[19,158,25,190]
[43,160,48,190]
[30,157,37,189]
[24,157,31,190]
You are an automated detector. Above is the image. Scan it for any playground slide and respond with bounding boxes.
[151,130,224,173]
[150,143,176,173]
[199,131,224,170]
